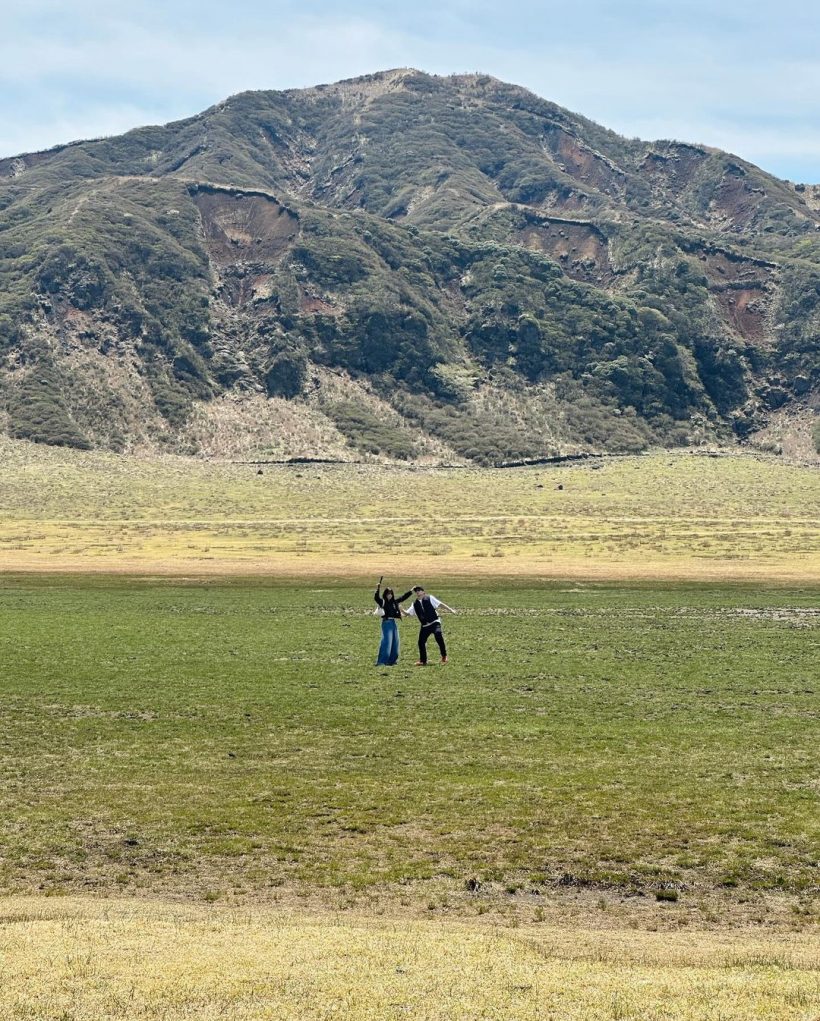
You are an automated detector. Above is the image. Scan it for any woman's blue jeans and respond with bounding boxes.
[377,618,399,665]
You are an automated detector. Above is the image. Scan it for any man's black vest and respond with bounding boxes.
[413,596,440,626]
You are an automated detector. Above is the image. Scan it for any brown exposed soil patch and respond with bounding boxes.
[517,216,613,284]
[641,145,710,196]
[708,166,764,229]
[300,293,341,315]
[542,127,626,198]
[248,274,275,301]
[540,188,590,214]
[59,307,102,345]
[712,286,769,343]
[697,248,773,284]
[688,246,777,345]
[193,190,299,266]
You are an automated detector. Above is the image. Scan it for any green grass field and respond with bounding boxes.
[2,575,817,921]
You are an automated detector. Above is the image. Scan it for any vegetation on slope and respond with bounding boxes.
[1,70,818,459]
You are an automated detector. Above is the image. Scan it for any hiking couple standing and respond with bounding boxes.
[374,577,456,666]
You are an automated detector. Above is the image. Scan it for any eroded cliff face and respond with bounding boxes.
[1,70,817,462]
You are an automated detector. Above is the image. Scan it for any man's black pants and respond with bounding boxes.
[418,622,446,664]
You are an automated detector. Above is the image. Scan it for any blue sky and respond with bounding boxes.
[2,0,819,181]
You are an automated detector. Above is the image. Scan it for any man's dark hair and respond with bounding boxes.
[413,585,424,593]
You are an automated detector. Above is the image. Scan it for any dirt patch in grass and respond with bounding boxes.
[2,551,819,582]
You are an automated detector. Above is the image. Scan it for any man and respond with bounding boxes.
[406,586,457,665]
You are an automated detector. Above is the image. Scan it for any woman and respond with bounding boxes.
[373,576,413,666]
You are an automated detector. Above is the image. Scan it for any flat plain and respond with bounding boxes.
[0,437,818,578]
[2,575,819,906]
[0,440,818,1019]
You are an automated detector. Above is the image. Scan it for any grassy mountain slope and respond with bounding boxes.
[1,69,818,462]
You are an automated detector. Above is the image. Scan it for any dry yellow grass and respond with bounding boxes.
[0,438,818,580]
[2,897,818,1020]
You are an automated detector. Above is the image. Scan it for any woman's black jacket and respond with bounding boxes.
[374,587,412,620]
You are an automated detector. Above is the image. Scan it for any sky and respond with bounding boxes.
[2,0,819,182]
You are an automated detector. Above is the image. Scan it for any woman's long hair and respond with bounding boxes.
[383,588,395,602]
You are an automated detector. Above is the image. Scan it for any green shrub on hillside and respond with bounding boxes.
[402,396,552,465]
[776,265,820,392]
[328,401,417,460]
[6,365,91,449]
[264,349,308,398]
[0,315,22,351]
[559,391,652,452]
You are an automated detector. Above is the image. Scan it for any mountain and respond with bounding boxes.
[1,68,818,463]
